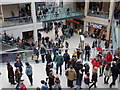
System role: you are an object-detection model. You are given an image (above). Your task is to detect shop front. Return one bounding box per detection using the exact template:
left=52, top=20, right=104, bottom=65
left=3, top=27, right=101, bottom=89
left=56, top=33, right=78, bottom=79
left=66, top=19, right=84, bottom=34
left=88, top=22, right=107, bottom=40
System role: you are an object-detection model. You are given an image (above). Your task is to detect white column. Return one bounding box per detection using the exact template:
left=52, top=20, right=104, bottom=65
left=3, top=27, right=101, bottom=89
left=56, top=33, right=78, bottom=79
left=31, top=2, right=38, bottom=42
left=83, top=0, right=89, bottom=33
left=106, top=0, right=115, bottom=40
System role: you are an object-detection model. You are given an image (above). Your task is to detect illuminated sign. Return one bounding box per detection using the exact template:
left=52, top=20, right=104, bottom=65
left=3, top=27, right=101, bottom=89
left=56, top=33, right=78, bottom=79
left=90, top=23, right=102, bottom=29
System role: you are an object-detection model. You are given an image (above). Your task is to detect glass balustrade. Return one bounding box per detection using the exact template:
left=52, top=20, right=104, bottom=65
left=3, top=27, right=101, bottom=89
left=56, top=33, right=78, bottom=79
left=88, top=10, right=109, bottom=19
left=37, top=11, right=84, bottom=22
left=1, top=16, right=33, bottom=28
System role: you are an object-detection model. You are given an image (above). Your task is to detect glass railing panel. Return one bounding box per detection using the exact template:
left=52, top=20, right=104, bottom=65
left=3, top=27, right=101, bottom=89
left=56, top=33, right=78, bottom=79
left=88, top=10, right=109, bottom=19
left=37, top=11, right=84, bottom=22
left=1, top=16, right=33, bottom=28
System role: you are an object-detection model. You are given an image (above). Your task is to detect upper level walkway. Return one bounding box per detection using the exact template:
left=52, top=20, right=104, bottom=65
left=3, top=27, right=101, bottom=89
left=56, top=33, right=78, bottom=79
left=0, top=11, right=84, bottom=28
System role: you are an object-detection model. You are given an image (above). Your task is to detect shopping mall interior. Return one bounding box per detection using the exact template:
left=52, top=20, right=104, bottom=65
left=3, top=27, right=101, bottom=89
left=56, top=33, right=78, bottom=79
left=0, top=0, right=120, bottom=89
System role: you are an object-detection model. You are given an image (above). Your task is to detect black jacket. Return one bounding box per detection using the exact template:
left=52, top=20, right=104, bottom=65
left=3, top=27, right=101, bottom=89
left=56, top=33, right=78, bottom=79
left=111, top=65, right=120, bottom=76
left=92, top=72, right=98, bottom=82
left=46, top=54, right=52, bottom=63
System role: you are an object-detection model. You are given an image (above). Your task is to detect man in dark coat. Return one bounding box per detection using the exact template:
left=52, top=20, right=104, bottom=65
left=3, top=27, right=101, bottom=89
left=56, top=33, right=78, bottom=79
left=46, top=51, right=52, bottom=64
left=85, top=44, right=91, bottom=61
left=63, top=50, right=70, bottom=70
left=110, top=62, right=120, bottom=88
left=7, top=62, right=16, bottom=84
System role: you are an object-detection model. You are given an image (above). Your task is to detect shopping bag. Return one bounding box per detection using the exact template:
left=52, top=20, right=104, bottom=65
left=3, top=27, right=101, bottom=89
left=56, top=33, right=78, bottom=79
left=53, top=62, right=57, bottom=69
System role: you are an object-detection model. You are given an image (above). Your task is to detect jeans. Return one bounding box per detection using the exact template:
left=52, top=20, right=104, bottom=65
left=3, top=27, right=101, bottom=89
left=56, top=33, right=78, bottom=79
left=56, top=64, right=62, bottom=75
left=41, top=55, right=45, bottom=63
left=67, top=79, right=73, bottom=87
left=110, top=76, right=118, bottom=86
left=27, top=74, right=33, bottom=85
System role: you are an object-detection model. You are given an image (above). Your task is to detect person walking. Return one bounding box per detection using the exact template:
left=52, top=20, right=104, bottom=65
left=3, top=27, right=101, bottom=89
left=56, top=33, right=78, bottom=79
left=15, top=68, right=21, bottom=84
left=48, top=72, right=55, bottom=89
left=52, top=77, right=61, bottom=90
left=89, top=68, right=98, bottom=88
left=110, top=62, right=120, bottom=88
left=106, top=51, right=113, bottom=64
left=65, top=65, right=77, bottom=88
left=46, top=51, right=52, bottom=64
left=55, top=52, right=64, bottom=75
left=40, top=45, right=46, bottom=63
left=63, top=50, right=70, bottom=70
left=25, top=62, right=33, bottom=85
left=104, top=64, right=111, bottom=84
left=7, top=62, right=16, bottom=85
left=85, top=44, right=91, bottom=61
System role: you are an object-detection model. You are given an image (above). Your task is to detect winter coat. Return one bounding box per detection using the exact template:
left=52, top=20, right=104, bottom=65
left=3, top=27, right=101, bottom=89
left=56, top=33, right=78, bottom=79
left=15, top=71, right=21, bottom=83
left=40, top=48, right=46, bottom=55
left=55, top=55, right=64, bottom=66
left=111, top=65, right=120, bottom=77
left=75, top=63, right=83, bottom=78
left=48, top=76, right=55, bottom=86
left=46, top=54, right=52, bottom=63
left=96, top=47, right=103, bottom=54
left=26, top=65, right=32, bottom=75
left=66, top=68, right=77, bottom=81
left=106, top=54, right=113, bottom=63
left=14, top=62, right=22, bottom=72
left=91, top=72, right=98, bottom=82
left=63, top=52, right=70, bottom=62
left=7, top=65, right=14, bottom=78
left=91, top=58, right=101, bottom=67
left=20, top=84, right=27, bottom=90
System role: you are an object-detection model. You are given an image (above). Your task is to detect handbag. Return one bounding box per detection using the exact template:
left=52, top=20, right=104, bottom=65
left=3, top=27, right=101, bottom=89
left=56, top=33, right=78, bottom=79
left=65, top=71, right=69, bottom=76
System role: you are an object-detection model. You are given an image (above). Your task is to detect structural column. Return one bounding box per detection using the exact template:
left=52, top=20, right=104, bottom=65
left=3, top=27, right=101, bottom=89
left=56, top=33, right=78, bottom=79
left=31, top=2, right=38, bottom=42
left=106, top=0, right=115, bottom=40
left=83, top=0, right=89, bottom=34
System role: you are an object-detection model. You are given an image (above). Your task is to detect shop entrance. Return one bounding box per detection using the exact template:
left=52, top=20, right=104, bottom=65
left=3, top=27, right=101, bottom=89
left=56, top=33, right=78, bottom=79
left=22, top=31, right=33, bottom=41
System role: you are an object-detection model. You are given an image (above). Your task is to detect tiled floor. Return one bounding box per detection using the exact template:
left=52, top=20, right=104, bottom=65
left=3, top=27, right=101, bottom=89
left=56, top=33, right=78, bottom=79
left=0, top=27, right=119, bottom=89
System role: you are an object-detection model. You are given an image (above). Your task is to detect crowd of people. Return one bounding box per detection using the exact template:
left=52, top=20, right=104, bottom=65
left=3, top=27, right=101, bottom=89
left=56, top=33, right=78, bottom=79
left=5, top=38, right=120, bottom=89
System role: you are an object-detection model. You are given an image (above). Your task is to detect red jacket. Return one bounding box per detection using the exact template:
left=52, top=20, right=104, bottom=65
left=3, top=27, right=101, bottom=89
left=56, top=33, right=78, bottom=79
left=106, top=54, right=113, bottom=62
left=20, top=84, right=27, bottom=90
left=96, top=47, right=103, bottom=54
left=91, top=58, right=101, bottom=67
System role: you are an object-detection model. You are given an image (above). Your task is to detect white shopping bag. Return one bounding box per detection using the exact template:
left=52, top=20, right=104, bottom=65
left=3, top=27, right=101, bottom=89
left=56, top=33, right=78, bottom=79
left=53, top=62, right=57, bottom=69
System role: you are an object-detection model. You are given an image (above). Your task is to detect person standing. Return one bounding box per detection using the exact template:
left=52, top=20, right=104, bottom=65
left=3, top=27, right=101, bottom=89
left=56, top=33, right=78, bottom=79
left=7, top=62, right=16, bottom=85
left=55, top=52, right=64, bottom=75
left=89, top=68, right=98, bottom=88
left=41, top=80, right=48, bottom=90
left=46, top=51, right=52, bottom=64
left=14, top=59, right=23, bottom=74
left=65, top=41, right=69, bottom=48
left=40, top=45, right=46, bottom=63
left=15, top=68, right=21, bottom=84
left=106, top=52, right=113, bottom=64
left=19, top=80, right=27, bottom=90
left=52, top=77, right=61, bottom=90
left=104, top=40, right=109, bottom=49
left=25, top=62, right=33, bottom=85
left=63, top=50, right=70, bottom=70
left=104, top=64, right=111, bottom=84
left=110, top=62, right=120, bottom=88
left=65, top=65, right=77, bottom=88
left=48, top=72, right=55, bottom=89
left=85, top=44, right=91, bottom=61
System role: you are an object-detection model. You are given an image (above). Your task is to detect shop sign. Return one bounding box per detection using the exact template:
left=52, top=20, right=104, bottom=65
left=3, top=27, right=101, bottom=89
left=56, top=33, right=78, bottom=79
left=90, top=23, right=102, bottom=29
